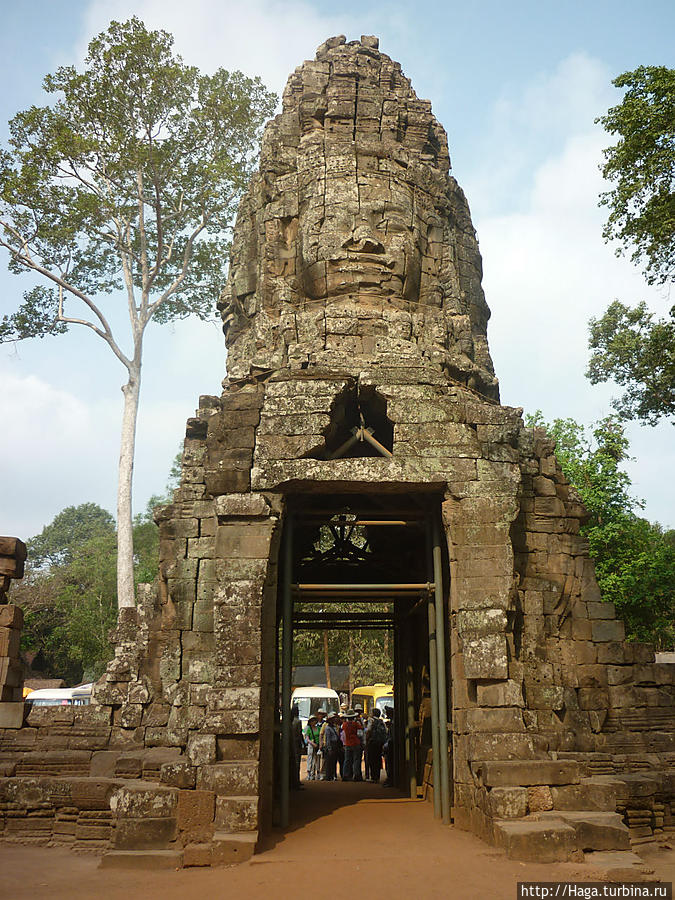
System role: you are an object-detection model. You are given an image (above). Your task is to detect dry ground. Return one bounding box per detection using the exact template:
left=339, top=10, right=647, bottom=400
left=0, top=780, right=673, bottom=900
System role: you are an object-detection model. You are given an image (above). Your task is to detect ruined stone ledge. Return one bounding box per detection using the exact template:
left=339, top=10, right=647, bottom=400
left=474, top=760, right=582, bottom=787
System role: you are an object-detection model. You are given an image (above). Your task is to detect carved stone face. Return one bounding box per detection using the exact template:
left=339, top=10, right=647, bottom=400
left=298, top=170, right=428, bottom=303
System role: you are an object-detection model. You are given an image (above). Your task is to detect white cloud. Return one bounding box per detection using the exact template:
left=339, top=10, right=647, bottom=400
left=473, top=55, right=675, bottom=526
left=80, top=0, right=362, bottom=95
left=0, top=370, right=119, bottom=537
left=467, top=53, right=615, bottom=218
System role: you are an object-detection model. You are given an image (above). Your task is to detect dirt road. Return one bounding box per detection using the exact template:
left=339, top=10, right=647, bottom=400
left=0, top=781, right=672, bottom=900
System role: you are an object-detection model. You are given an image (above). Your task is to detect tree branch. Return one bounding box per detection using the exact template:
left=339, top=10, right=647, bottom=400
left=147, top=216, right=208, bottom=318
left=0, top=219, right=129, bottom=366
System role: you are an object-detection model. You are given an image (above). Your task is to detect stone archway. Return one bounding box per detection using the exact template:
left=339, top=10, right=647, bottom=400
left=271, top=492, right=452, bottom=828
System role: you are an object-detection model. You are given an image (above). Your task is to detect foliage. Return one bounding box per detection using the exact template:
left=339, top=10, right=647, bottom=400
left=590, top=66, right=675, bottom=425
left=28, top=502, right=115, bottom=569
left=0, top=16, right=276, bottom=609
left=16, top=477, right=175, bottom=681
left=527, top=412, right=675, bottom=647
left=587, top=300, right=675, bottom=425
left=0, top=16, right=277, bottom=337
left=597, top=65, right=675, bottom=286
left=293, top=612, right=394, bottom=691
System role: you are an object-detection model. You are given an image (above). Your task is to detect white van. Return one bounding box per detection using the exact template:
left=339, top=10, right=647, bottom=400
left=24, top=688, right=75, bottom=707
left=25, top=683, right=94, bottom=707
left=291, top=685, right=340, bottom=730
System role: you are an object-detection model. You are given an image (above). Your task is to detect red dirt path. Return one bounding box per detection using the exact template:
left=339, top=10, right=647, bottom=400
left=1, top=781, right=672, bottom=900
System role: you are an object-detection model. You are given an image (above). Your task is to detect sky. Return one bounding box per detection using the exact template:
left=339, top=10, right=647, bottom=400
left=0, top=0, right=673, bottom=540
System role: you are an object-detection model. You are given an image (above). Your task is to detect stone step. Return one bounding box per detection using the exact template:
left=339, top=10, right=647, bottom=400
left=493, top=818, right=578, bottom=863
left=583, top=850, right=659, bottom=883
left=540, top=811, right=631, bottom=851
left=211, top=830, right=257, bottom=865
left=475, top=759, right=582, bottom=787
left=551, top=777, right=618, bottom=812
left=99, top=850, right=184, bottom=870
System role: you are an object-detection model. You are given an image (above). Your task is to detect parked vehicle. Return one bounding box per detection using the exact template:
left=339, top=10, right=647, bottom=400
left=71, top=683, right=93, bottom=705
left=351, top=683, right=394, bottom=718
left=24, top=683, right=93, bottom=707
left=24, top=688, right=75, bottom=706
left=291, top=685, right=340, bottom=730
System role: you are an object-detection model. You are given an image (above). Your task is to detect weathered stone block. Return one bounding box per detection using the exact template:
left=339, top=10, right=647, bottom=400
left=183, top=843, right=213, bottom=867
left=0, top=605, right=23, bottom=629
left=576, top=665, right=607, bottom=688
left=206, top=687, right=260, bottom=710
left=215, top=524, right=274, bottom=559
left=462, top=634, right=508, bottom=679
left=527, top=785, right=553, bottom=812
left=525, top=683, right=564, bottom=710
left=586, top=601, right=615, bottom=620
left=551, top=780, right=617, bottom=811
left=577, top=688, right=610, bottom=710
left=161, top=761, right=197, bottom=789
left=474, top=760, right=581, bottom=787
left=214, top=796, right=258, bottom=832
left=489, top=786, right=528, bottom=818
left=461, top=707, right=525, bottom=733
left=0, top=626, right=21, bottom=657
left=607, top=665, right=632, bottom=686
left=591, top=619, right=625, bottom=642
left=114, top=817, right=177, bottom=850
left=201, top=761, right=259, bottom=795
left=494, top=819, right=577, bottom=863
left=0, top=701, right=24, bottom=728
left=456, top=608, right=507, bottom=636
left=214, top=493, right=274, bottom=519
left=177, top=789, right=215, bottom=841
left=466, top=733, right=535, bottom=762
left=201, top=709, right=259, bottom=733
left=476, top=680, right=524, bottom=708
left=110, top=784, right=177, bottom=818
left=187, top=733, right=216, bottom=766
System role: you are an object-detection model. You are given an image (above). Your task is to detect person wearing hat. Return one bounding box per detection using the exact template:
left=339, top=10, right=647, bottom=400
left=322, top=713, right=342, bottom=781
left=304, top=714, right=321, bottom=781
left=315, top=709, right=328, bottom=780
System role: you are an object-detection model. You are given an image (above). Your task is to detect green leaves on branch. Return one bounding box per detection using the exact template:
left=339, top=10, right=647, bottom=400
left=527, top=412, right=675, bottom=648
left=597, top=66, right=675, bottom=286
left=591, top=66, right=675, bottom=425
left=0, top=286, right=68, bottom=342
left=17, top=498, right=165, bottom=682
left=587, top=300, right=675, bottom=424
left=0, top=15, right=277, bottom=336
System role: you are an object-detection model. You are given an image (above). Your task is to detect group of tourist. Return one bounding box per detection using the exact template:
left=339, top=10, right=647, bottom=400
left=291, top=705, right=393, bottom=787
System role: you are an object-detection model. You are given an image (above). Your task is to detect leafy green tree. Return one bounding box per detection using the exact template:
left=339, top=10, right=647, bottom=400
left=28, top=502, right=115, bottom=569
left=528, top=412, right=675, bottom=647
left=590, top=66, right=675, bottom=424
left=588, top=301, right=675, bottom=424
left=597, top=66, right=675, bottom=286
left=0, top=17, right=276, bottom=609
left=17, top=490, right=174, bottom=680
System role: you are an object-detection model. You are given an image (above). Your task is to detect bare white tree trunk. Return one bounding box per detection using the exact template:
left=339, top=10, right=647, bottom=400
left=116, top=361, right=142, bottom=609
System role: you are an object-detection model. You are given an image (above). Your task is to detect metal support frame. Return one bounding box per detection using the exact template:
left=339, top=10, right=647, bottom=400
left=432, top=516, right=451, bottom=825
left=280, top=515, right=293, bottom=829
left=406, top=655, right=417, bottom=800
left=427, top=589, right=441, bottom=819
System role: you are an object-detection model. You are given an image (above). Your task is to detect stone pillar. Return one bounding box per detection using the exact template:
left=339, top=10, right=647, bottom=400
left=0, top=537, right=27, bottom=728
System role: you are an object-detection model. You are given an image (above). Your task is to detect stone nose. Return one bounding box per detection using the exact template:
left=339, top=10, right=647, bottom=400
left=342, top=223, right=385, bottom=254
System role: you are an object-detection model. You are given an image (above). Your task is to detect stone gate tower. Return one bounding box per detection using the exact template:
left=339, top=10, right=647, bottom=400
left=1, top=36, right=673, bottom=871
